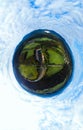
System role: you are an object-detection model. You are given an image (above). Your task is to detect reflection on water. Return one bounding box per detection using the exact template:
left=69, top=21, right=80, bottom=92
left=0, top=0, right=83, bottom=130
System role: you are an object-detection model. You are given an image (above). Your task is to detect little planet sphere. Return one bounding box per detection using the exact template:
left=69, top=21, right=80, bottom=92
left=12, top=29, right=73, bottom=96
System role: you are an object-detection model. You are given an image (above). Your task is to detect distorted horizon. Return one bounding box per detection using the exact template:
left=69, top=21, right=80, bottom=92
left=0, top=0, right=83, bottom=130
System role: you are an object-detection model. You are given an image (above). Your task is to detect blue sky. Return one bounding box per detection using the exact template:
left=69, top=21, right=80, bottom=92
left=0, top=0, right=83, bottom=130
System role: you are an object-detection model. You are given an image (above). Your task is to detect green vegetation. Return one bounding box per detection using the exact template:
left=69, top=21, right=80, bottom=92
left=19, top=64, right=38, bottom=80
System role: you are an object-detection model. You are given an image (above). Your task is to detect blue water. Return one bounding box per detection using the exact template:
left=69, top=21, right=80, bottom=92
left=0, top=0, right=83, bottom=130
